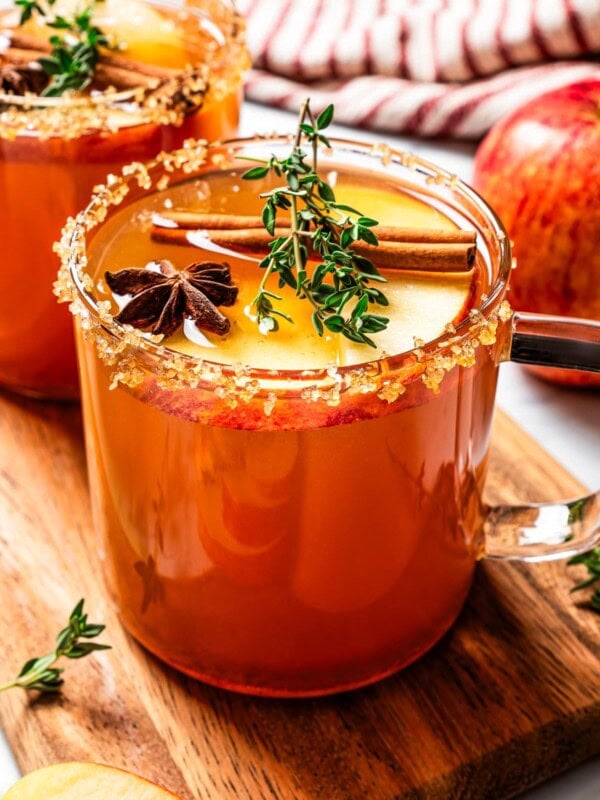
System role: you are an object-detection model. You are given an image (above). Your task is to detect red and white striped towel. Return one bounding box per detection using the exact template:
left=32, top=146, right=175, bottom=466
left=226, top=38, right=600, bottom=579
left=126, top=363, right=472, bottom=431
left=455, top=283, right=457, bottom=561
left=236, top=0, right=600, bottom=138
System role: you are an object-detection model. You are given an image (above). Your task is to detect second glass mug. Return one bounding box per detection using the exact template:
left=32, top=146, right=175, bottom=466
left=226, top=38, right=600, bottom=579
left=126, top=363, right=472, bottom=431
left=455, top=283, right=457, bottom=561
left=57, top=136, right=600, bottom=697
left=0, top=0, right=247, bottom=400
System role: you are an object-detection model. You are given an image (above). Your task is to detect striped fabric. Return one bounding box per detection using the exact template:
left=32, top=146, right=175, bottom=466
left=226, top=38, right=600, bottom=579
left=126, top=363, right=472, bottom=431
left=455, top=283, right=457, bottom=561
left=237, top=0, right=600, bottom=138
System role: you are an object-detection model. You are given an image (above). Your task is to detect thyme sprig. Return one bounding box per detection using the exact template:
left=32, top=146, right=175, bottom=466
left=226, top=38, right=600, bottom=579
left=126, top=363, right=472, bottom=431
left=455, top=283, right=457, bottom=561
left=568, top=548, right=600, bottom=613
left=242, top=99, right=390, bottom=347
left=0, top=600, right=110, bottom=694
left=15, top=0, right=110, bottom=96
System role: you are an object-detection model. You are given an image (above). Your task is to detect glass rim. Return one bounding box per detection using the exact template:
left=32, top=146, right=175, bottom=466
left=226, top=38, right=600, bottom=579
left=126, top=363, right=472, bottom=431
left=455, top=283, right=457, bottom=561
left=59, top=133, right=513, bottom=385
left=0, top=0, right=243, bottom=113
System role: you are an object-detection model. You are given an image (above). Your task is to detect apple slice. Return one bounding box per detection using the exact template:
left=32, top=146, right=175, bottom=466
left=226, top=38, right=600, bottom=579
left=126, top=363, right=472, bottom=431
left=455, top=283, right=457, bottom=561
left=166, top=260, right=475, bottom=370
left=24, top=0, right=188, bottom=70
left=339, top=267, right=475, bottom=365
left=3, top=762, right=181, bottom=800
left=94, top=0, right=189, bottom=69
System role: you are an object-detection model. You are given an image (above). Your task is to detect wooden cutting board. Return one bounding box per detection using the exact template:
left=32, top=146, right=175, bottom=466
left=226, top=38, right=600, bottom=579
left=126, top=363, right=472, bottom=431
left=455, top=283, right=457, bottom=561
left=0, top=392, right=598, bottom=800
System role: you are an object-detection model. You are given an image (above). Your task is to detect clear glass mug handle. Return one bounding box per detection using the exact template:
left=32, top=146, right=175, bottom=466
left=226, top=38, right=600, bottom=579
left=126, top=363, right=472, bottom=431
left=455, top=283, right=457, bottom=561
left=484, top=311, right=600, bottom=561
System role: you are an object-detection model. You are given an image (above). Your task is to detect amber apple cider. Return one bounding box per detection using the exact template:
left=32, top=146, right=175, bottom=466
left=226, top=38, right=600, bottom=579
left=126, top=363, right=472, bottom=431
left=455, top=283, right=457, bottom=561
left=0, top=0, right=245, bottom=398
left=80, top=161, right=501, bottom=695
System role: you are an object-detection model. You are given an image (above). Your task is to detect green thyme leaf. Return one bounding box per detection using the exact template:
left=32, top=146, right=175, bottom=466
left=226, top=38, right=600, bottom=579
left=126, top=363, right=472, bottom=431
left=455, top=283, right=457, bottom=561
left=243, top=165, right=270, bottom=180
left=17, top=0, right=111, bottom=97
left=568, top=547, right=600, bottom=614
left=316, top=103, right=334, bottom=129
left=0, top=600, right=110, bottom=695
left=241, top=99, right=390, bottom=347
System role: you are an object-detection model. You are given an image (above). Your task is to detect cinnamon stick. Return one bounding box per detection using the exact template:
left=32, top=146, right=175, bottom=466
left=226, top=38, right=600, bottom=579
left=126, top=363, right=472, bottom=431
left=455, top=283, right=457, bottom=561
left=156, top=212, right=267, bottom=230
left=98, top=52, right=180, bottom=80
left=151, top=224, right=477, bottom=273
left=155, top=210, right=477, bottom=247
left=94, top=64, right=160, bottom=91
left=1, top=46, right=47, bottom=67
left=2, top=31, right=53, bottom=55
left=2, top=30, right=179, bottom=92
left=5, top=30, right=180, bottom=76
left=346, top=240, right=476, bottom=271
left=1, top=48, right=161, bottom=91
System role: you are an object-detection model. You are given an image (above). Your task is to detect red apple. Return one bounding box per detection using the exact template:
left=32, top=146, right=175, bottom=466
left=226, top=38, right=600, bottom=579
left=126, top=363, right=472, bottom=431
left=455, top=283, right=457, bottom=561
left=472, top=80, right=600, bottom=387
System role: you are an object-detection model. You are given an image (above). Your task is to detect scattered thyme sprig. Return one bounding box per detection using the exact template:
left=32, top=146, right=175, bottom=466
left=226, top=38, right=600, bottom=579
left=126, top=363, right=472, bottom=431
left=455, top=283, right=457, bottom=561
left=0, top=599, right=110, bottom=694
left=568, top=548, right=600, bottom=613
left=15, top=0, right=110, bottom=96
left=242, top=99, right=390, bottom=347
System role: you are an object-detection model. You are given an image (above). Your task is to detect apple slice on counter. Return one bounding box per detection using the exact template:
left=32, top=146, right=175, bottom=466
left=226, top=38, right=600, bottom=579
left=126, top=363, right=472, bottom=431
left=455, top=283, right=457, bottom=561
left=2, top=762, right=181, bottom=800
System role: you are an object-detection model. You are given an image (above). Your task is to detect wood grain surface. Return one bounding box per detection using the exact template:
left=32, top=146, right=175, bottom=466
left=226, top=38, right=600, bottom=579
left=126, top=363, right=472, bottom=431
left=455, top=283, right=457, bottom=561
left=0, top=392, right=598, bottom=800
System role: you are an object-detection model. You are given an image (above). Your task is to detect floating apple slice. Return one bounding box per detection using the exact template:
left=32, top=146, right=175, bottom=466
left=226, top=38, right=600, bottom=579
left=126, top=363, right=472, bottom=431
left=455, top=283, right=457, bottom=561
left=94, top=0, right=189, bottom=69
left=339, top=267, right=475, bottom=366
left=24, top=0, right=188, bottom=70
left=165, top=261, right=475, bottom=371
left=3, top=762, right=181, bottom=800
left=328, top=180, right=476, bottom=363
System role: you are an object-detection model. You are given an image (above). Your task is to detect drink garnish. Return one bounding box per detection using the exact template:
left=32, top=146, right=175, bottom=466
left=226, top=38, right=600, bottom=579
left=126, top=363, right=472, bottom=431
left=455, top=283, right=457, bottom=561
left=568, top=547, right=600, bottom=613
left=13, top=0, right=111, bottom=96
left=104, top=100, right=477, bottom=349
left=0, top=62, right=47, bottom=94
left=0, top=599, right=110, bottom=695
left=240, top=99, right=391, bottom=348
left=151, top=213, right=477, bottom=272
left=105, top=259, right=238, bottom=338
left=1, top=1, right=209, bottom=102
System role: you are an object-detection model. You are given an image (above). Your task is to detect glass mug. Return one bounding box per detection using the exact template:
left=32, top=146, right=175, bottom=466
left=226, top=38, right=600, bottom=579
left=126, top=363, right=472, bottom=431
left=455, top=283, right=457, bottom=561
left=0, top=0, right=247, bottom=400
left=56, top=136, right=600, bottom=697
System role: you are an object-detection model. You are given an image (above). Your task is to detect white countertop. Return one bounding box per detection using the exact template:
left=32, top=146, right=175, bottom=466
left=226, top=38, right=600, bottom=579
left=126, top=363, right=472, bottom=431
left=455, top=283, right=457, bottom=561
left=0, top=101, right=598, bottom=797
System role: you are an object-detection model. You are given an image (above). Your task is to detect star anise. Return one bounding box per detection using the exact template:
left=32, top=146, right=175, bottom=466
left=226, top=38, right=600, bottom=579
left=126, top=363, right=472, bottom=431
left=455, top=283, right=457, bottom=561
left=104, top=259, right=238, bottom=338
left=0, top=64, right=48, bottom=95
